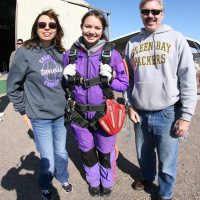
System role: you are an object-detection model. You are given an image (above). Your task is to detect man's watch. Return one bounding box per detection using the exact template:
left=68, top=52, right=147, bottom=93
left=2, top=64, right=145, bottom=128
left=125, top=104, right=133, bottom=110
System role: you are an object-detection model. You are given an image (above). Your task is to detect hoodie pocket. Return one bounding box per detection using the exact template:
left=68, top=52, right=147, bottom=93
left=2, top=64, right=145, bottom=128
left=132, top=81, right=174, bottom=110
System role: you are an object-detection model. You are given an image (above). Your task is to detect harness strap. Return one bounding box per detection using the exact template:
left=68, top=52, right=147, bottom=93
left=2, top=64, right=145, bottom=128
left=70, top=109, right=89, bottom=128
left=67, top=75, right=114, bottom=99
left=68, top=44, right=77, bottom=64
left=99, top=76, right=113, bottom=99
left=70, top=108, right=105, bottom=130
left=68, top=76, right=101, bottom=88
left=101, top=43, right=114, bottom=65
left=79, top=77, right=100, bottom=88
left=74, top=102, right=106, bottom=112
left=68, top=98, right=106, bottom=112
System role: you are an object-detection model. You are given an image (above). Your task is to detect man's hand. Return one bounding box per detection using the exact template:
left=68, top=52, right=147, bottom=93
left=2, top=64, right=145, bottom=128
left=173, top=119, right=190, bottom=137
left=128, top=107, right=140, bottom=123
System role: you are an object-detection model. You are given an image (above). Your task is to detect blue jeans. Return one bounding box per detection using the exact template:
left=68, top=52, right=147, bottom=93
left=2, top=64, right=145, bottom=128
left=31, top=116, right=69, bottom=190
left=134, top=105, right=180, bottom=199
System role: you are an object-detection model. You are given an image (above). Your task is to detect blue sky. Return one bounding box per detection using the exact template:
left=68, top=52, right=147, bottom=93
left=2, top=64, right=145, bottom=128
left=86, top=0, right=200, bottom=42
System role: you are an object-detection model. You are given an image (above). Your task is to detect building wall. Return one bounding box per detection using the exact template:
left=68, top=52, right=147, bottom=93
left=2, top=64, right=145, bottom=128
left=16, top=0, right=89, bottom=49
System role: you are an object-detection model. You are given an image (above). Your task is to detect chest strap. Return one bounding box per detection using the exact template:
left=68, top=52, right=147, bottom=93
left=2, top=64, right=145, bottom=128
left=68, top=98, right=106, bottom=112
left=68, top=76, right=101, bottom=89
left=74, top=102, right=106, bottom=112
left=68, top=75, right=114, bottom=99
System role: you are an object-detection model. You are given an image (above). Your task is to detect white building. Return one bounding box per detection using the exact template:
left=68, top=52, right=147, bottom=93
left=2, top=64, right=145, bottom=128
left=16, top=0, right=92, bottom=49
left=0, top=0, right=94, bottom=72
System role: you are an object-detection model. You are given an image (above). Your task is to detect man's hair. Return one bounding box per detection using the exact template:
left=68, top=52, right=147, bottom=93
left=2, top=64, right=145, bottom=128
left=139, top=0, right=164, bottom=10
left=17, top=39, right=23, bottom=43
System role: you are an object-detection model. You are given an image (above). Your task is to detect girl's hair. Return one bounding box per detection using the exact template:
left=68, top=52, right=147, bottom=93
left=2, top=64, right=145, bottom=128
left=139, top=0, right=164, bottom=10
left=24, top=9, right=65, bottom=52
left=81, top=9, right=108, bottom=41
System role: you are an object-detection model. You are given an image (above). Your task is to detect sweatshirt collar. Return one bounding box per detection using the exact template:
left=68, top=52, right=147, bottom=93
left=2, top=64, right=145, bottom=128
left=75, top=36, right=106, bottom=56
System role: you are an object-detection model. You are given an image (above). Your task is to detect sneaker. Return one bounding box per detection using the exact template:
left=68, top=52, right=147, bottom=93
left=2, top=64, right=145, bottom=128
left=89, top=186, right=100, bottom=197
left=41, top=189, right=53, bottom=200
left=100, top=186, right=112, bottom=197
left=0, top=112, right=5, bottom=117
left=133, top=179, right=153, bottom=191
left=61, top=182, right=73, bottom=192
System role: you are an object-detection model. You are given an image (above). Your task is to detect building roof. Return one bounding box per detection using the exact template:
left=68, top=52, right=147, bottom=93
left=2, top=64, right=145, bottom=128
left=111, top=30, right=200, bottom=53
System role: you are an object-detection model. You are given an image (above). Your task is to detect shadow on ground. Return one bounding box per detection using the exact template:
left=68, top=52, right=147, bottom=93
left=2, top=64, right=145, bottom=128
left=66, top=125, right=86, bottom=181
left=117, top=151, right=158, bottom=199
left=0, top=95, right=10, bottom=112
left=1, top=151, right=60, bottom=200
left=117, top=151, right=140, bottom=180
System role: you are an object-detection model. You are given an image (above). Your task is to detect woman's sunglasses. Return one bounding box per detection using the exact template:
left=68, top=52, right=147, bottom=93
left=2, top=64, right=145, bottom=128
left=37, top=22, right=57, bottom=29
left=141, top=9, right=162, bottom=16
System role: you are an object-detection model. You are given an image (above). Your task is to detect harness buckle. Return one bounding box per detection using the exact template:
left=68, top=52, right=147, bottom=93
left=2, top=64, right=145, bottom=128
left=101, top=50, right=112, bottom=58
left=82, top=79, right=90, bottom=88
left=69, top=48, right=77, bottom=57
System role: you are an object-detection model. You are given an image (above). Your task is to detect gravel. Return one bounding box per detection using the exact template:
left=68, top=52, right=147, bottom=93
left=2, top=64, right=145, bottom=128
left=0, top=95, right=199, bottom=200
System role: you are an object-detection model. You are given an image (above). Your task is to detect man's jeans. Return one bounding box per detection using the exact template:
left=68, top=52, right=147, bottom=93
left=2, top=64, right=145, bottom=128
left=134, top=105, right=180, bottom=199
left=31, top=116, right=69, bottom=190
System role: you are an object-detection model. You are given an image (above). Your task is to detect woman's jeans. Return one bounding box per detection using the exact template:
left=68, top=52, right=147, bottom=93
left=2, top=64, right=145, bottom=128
left=31, top=116, right=69, bottom=190
left=134, top=105, right=180, bottom=199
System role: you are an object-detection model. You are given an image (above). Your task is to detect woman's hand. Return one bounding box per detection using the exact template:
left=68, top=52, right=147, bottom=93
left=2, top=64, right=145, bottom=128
left=21, top=114, right=32, bottom=130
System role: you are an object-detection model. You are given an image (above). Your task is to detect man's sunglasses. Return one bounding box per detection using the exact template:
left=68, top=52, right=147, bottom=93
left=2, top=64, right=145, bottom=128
left=141, top=9, right=162, bottom=15
left=37, top=22, right=57, bottom=29
left=17, top=42, right=22, bottom=45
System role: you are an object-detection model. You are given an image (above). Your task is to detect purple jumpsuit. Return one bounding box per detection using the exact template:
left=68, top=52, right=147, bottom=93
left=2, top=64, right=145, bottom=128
left=63, top=44, right=128, bottom=188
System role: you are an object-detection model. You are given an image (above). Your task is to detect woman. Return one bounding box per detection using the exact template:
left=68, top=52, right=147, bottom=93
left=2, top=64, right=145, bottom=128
left=7, top=9, right=72, bottom=200
left=63, top=10, right=128, bottom=197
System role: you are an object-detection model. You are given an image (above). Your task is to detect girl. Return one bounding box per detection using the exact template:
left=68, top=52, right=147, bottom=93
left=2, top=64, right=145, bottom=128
left=63, top=9, right=128, bottom=197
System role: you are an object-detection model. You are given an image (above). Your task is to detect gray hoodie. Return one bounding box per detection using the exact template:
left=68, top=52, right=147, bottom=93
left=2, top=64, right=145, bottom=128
left=74, top=36, right=106, bottom=55
left=7, top=45, right=66, bottom=119
left=125, top=24, right=197, bottom=121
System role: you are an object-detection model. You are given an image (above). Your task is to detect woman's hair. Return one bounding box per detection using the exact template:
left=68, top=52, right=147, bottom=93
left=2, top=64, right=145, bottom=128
left=81, top=9, right=108, bottom=41
left=24, top=9, right=65, bottom=52
left=139, top=0, right=164, bottom=10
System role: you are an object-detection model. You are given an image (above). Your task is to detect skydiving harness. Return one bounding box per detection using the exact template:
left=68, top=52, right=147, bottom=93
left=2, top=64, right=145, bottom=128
left=65, top=42, right=126, bottom=133
left=67, top=42, right=114, bottom=98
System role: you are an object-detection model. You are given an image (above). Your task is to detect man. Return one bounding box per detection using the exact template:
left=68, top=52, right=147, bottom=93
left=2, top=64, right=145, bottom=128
left=125, top=0, right=197, bottom=199
left=9, top=39, right=23, bottom=68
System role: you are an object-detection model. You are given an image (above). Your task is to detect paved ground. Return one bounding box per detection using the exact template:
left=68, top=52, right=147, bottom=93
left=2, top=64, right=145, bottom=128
left=0, top=87, right=200, bottom=200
